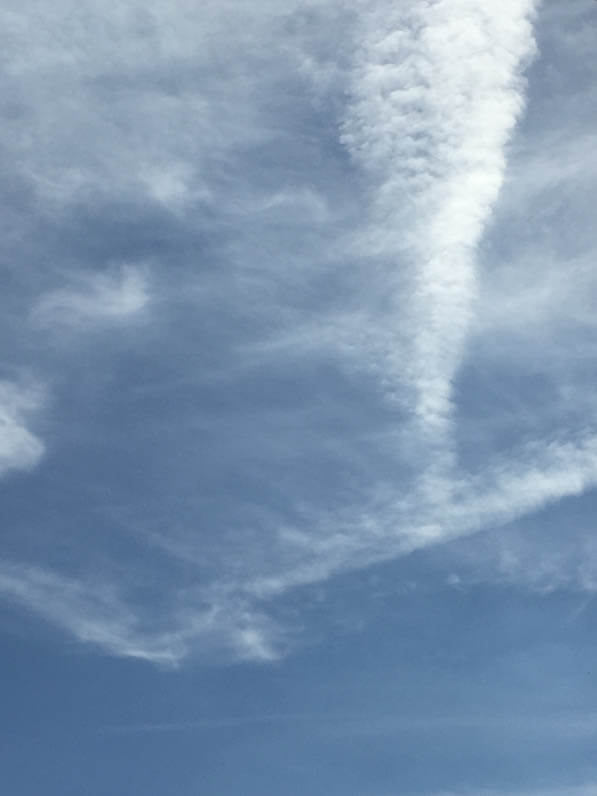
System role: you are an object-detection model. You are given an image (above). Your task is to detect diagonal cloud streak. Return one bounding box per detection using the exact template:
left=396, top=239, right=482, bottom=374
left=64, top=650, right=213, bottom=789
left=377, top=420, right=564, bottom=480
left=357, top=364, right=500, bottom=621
left=31, top=264, right=150, bottom=331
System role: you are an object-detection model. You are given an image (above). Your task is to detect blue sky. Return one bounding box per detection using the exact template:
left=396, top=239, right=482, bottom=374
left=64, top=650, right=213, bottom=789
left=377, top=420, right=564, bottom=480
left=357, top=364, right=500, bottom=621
left=1, top=0, right=597, bottom=793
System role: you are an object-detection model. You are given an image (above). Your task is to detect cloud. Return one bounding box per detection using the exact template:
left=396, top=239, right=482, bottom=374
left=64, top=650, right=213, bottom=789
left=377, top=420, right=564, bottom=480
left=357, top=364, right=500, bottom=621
left=0, top=560, right=283, bottom=665
left=2, top=0, right=597, bottom=668
left=0, top=562, right=184, bottom=665
left=0, top=381, right=45, bottom=478
left=238, top=431, right=597, bottom=602
left=342, top=0, right=538, bottom=435
left=31, top=264, right=150, bottom=329
left=0, top=0, right=320, bottom=213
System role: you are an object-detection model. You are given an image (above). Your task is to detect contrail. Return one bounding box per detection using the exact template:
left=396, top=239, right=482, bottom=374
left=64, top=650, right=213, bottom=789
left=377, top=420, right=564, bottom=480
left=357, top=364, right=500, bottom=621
left=343, top=0, right=539, bottom=440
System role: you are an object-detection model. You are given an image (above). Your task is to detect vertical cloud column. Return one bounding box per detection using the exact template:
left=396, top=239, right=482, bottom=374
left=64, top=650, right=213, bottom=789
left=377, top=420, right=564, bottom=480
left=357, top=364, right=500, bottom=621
left=343, top=0, right=538, bottom=440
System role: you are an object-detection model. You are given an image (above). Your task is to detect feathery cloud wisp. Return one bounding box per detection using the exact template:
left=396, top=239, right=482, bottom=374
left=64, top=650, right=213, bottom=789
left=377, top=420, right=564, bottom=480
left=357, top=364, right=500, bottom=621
left=31, top=265, right=150, bottom=330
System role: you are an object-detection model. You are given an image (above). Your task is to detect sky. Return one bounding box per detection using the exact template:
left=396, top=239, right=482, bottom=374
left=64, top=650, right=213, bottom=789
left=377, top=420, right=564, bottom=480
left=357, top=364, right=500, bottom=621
left=1, top=0, right=597, bottom=793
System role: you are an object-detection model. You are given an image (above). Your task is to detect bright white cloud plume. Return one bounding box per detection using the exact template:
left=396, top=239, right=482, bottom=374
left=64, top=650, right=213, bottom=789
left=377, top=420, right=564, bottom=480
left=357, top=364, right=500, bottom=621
left=0, top=561, right=283, bottom=664
left=342, top=0, right=538, bottom=436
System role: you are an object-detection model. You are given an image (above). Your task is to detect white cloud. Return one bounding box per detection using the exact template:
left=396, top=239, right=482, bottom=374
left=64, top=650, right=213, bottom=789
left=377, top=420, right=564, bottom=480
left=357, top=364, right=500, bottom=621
left=0, top=381, right=45, bottom=478
left=0, top=0, right=318, bottom=211
left=31, top=264, right=150, bottom=329
left=3, top=0, right=597, bottom=668
left=342, top=0, right=538, bottom=436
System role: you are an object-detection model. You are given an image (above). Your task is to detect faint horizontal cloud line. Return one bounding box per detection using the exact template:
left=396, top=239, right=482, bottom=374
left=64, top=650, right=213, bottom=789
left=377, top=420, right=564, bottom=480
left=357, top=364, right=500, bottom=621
left=101, top=710, right=597, bottom=736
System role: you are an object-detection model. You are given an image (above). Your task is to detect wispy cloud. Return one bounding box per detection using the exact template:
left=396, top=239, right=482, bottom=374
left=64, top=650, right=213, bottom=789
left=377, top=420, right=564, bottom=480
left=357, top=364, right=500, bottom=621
left=31, top=265, right=150, bottom=330
left=429, top=786, right=597, bottom=796
left=0, top=560, right=283, bottom=664
left=0, top=381, right=45, bottom=478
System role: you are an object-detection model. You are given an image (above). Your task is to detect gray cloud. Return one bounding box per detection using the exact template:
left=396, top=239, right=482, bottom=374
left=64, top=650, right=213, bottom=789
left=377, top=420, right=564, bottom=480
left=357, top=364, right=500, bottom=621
left=31, top=264, right=150, bottom=329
